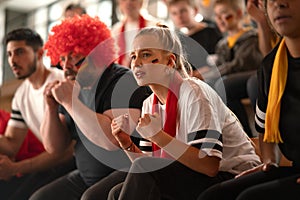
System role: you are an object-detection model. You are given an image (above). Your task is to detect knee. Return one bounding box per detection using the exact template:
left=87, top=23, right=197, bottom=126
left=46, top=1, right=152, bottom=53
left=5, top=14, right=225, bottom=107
left=81, top=183, right=109, bottom=200
left=129, top=156, right=150, bottom=173
left=236, top=188, right=257, bottom=200
left=197, top=184, right=221, bottom=200
left=81, top=189, right=97, bottom=200
left=107, top=183, right=123, bottom=200
left=29, top=187, right=54, bottom=200
left=130, top=157, right=173, bottom=173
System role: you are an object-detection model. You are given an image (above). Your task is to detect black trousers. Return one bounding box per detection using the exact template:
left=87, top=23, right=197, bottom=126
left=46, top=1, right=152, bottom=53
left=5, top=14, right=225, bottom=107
left=198, top=166, right=300, bottom=200
left=111, top=157, right=234, bottom=200
left=29, top=169, right=128, bottom=200
left=0, top=157, right=76, bottom=200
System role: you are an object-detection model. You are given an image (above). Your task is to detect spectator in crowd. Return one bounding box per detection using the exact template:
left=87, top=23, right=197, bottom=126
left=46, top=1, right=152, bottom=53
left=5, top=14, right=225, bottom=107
left=63, top=3, right=86, bottom=18
left=200, top=0, right=263, bottom=137
left=166, top=0, right=221, bottom=55
left=0, top=109, right=45, bottom=170
left=108, top=24, right=261, bottom=200
left=111, top=0, right=158, bottom=67
left=0, top=28, right=75, bottom=200
left=166, top=0, right=222, bottom=80
left=29, top=14, right=150, bottom=200
left=196, top=0, right=216, bottom=24
left=198, top=0, right=300, bottom=199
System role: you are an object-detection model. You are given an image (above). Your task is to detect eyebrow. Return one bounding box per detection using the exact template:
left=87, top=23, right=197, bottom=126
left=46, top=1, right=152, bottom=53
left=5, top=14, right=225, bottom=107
left=7, top=47, right=25, bottom=55
left=131, top=48, right=153, bottom=54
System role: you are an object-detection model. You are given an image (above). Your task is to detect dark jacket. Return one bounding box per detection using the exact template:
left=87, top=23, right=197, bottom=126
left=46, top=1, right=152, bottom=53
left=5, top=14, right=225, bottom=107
left=215, top=29, right=263, bottom=76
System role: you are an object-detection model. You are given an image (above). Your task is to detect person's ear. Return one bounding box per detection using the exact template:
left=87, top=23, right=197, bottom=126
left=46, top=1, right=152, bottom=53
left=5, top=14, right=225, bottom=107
left=37, top=48, right=44, bottom=60
left=193, top=6, right=199, bottom=16
left=167, top=53, right=176, bottom=68
left=236, top=8, right=243, bottom=19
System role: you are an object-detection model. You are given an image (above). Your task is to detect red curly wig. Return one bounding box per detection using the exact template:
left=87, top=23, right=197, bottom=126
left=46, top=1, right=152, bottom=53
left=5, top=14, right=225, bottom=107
left=44, top=14, right=116, bottom=67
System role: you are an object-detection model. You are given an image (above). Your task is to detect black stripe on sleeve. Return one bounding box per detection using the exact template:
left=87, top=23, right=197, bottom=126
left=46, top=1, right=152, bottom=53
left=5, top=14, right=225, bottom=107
left=188, top=130, right=222, bottom=152
left=11, top=110, right=25, bottom=123
left=188, top=129, right=222, bottom=143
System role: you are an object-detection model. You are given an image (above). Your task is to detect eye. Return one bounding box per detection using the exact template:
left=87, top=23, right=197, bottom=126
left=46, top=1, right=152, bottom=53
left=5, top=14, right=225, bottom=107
left=179, top=8, right=187, bottom=15
left=15, top=48, right=24, bottom=56
left=60, top=56, right=66, bottom=62
left=142, top=52, right=151, bottom=58
left=130, top=54, right=136, bottom=60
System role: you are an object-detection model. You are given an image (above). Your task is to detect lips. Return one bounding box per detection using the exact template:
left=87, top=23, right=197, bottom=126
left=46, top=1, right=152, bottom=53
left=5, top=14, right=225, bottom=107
left=274, top=14, right=291, bottom=22
left=11, top=67, right=20, bottom=74
left=134, top=70, right=145, bottom=79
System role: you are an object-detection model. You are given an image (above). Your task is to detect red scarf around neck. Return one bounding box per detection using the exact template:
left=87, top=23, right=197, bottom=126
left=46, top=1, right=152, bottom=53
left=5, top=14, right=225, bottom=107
left=118, top=15, right=146, bottom=66
left=151, top=74, right=181, bottom=158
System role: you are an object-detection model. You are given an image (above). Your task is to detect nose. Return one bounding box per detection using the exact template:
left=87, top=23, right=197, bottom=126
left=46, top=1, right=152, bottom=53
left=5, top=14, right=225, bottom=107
left=130, top=57, right=142, bottom=70
left=61, top=56, right=76, bottom=70
left=8, top=53, right=17, bottom=67
left=274, top=0, right=289, bottom=8
left=215, top=14, right=225, bottom=24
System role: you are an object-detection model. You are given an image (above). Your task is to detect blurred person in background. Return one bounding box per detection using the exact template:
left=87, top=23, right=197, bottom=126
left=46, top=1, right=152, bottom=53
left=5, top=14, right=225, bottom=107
left=111, top=0, right=158, bottom=67
left=200, top=0, right=263, bottom=138
left=166, top=0, right=222, bottom=80
left=64, top=3, right=86, bottom=18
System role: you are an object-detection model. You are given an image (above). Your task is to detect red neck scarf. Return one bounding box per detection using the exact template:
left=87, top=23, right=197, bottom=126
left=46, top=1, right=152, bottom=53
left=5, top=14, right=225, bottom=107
left=151, top=73, right=181, bottom=158
left=118, top=15, right=146, bottom=66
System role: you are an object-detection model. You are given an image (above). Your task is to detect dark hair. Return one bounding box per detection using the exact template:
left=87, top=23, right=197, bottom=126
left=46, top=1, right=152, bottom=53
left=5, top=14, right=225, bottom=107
left=4, top=28, right=43, bottom=52
left=65, top=3, right=86, bottom=14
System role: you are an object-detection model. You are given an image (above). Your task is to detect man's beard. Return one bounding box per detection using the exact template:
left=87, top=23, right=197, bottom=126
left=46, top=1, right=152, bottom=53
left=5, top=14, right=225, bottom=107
left=64, top=69, right=77, bottom=80
left=17, top=55, right=37, bottom=79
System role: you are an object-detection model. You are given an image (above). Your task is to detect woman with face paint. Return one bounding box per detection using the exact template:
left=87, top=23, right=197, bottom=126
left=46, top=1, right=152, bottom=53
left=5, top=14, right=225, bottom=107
left=109, top=24, right=261, bottom=200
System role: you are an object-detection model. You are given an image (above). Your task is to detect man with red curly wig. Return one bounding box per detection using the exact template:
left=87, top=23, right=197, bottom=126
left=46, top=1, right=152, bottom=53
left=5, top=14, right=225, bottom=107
left=30, top=15, right=150, bottom=200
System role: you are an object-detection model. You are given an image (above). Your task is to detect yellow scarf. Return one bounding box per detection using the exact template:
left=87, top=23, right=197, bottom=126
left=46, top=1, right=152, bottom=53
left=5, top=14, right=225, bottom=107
left=264, top=39, right=287, bottom=143
left=227, top=29, right=248, bottom=48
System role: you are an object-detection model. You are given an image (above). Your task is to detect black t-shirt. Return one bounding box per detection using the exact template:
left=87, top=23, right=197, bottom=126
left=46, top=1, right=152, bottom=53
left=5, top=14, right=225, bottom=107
left=60, top=63, right=151, bottom=186
left=189, top=25, right=222, bottom=55
left=178, top=26, right=222, bottom=72
left=256, top=43, right=300, bottom=166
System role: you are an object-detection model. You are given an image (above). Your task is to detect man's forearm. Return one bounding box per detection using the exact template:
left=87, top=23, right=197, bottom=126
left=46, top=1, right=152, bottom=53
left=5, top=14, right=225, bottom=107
left=13, top=143, right=74, bottom=175
left=63, top=98, right=119, bottom=150
left=41, top=106, right=71, bottom=154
